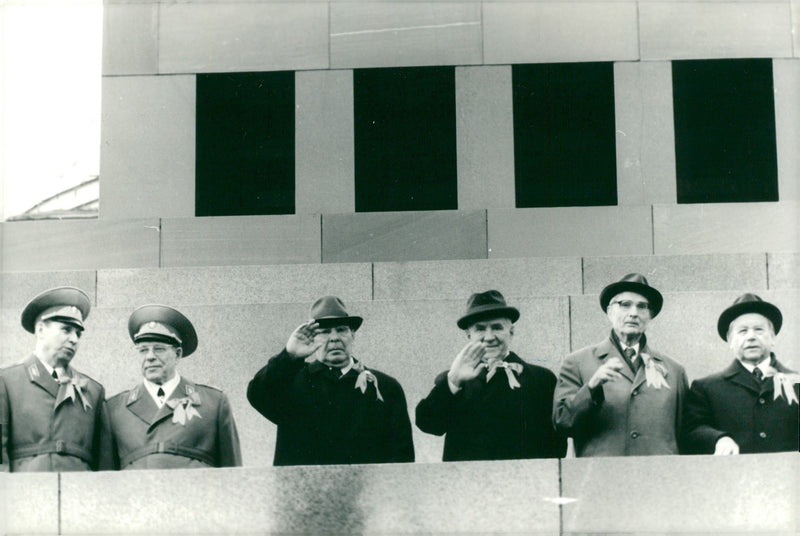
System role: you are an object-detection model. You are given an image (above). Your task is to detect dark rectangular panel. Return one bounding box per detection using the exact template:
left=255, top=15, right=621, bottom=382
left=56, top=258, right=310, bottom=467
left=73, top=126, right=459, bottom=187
left=354, top=67, right=457, bottom=212
left=672, top=59, right=778, bottom=204
left=512, top=62, right=617, bottom=208
left=196, top=72, right=295, bottom=216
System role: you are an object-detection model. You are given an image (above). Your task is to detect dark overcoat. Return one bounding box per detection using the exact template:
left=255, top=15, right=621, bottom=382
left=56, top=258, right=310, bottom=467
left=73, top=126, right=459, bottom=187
left=0, top=355, right=113, bottom=472
left=553, top=336, right=688, bottom=457
left=683, top=356, right=799, bottom=454
left=247, top=350, right=415, bottom=465
left=415, top=352, right=566, bottom=461
left=107, top=376, right=242, bottom=469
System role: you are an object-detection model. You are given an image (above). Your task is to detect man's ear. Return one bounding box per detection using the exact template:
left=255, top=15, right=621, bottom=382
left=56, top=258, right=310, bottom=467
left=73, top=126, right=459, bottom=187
left=176, top=346, right=183, bottom=359
left=509, top=325, right=515, bottom=337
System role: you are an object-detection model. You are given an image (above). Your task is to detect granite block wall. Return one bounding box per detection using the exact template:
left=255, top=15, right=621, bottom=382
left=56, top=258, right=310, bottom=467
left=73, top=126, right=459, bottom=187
left=2, top=454, right=797, bottom=535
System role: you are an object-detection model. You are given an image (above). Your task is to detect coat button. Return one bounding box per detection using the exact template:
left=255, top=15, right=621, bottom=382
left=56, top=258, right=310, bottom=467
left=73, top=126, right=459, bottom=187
left=631, top=432, right=639, bottom=439
left=758, top=398, right=765, bottom=404
left=631, top=390, right=638, bottom=396
left=759, top=432, right=767, bottom=438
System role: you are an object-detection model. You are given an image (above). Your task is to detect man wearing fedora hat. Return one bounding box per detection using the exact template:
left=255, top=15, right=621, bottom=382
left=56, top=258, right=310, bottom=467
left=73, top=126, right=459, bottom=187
left=0, top=287, right=113, bottom=472
left=683, top=294, right=798, bottom=454
left=106, top=305, right=242, bottom=469
left=554, top=274, right=688, bottom=457
left=416, top=290, right=566, bottom=461
left=247, top=296, right=414, bottom=465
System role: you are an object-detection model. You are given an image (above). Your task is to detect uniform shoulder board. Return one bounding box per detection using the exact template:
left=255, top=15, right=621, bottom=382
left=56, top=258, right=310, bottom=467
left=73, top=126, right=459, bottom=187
left=195, top=382, right=223, bottom=393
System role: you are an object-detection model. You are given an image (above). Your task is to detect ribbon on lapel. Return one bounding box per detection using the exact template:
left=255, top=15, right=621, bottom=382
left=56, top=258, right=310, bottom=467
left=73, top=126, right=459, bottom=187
left=166, top=391, right=202, bottom=425
left=641, top=352, right=670, bottom=390
left=486, top=361, right=522, bottom=389
left=764, top=367, right=800, bottom=405
left=352, top=361, right=384, bottom=402
left=55, top=375, right=92, bottom=411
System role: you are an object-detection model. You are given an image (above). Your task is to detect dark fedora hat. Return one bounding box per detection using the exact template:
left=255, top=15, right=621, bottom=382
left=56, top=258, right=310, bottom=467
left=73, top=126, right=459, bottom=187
left=599, top=273, right=663, bottom=318
left=717, top=293, right=782, bottom=340
left=21, top=286, right=91, bottom=334
left=128, top=304, right=198, bottom=357
left=457, top=290, right=520, bottom=330
left=310, top=296, right=363, bottom=331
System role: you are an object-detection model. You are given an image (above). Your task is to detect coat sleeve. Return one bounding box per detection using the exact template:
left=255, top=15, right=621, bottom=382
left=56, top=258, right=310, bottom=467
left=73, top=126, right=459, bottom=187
left=539, top=369, right=568, bottom=458
left=93, top=388, right=115, bottom=471
left=215, top=392, right=243, bottom=467
left=386, top=378, right=415, bottom=463
left=553, top=352, right=602, bottom=436
left=682, top=379, right=727, bottom=454
left=0, top=375, right=9, bottom=471
left=415, top=371, right=456, bottom=436
left=246, top=349, right=305, bottom=424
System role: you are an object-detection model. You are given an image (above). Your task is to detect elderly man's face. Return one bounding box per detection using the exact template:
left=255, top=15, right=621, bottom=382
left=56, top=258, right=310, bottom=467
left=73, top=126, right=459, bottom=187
left=728, top=313, right=775, bottom=365
left=606, top=291, right=651, bottom=343
left=36, top=320, right=82, bottom=368
left=314, top=324, right=354, bottom=368
left=466, top=317, right=514, bottom=362
left=138, top=342, right=181, bottom=385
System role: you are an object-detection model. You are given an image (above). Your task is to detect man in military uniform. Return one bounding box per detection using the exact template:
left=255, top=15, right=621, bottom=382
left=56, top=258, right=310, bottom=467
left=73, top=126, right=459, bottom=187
left=107, top=305, right=242, bottom=469
left=416, top=290, right=566, bottom=461
left=684, top=294, right=798, bottom=454
left=247, top=296, right=414, bottom=465
left=0, top=286, right=113, bottom=472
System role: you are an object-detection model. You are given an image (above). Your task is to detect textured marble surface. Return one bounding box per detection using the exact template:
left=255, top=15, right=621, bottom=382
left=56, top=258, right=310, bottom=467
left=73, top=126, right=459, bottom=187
left=322, top=210, right=487, bottom=263
left=639, top=1, right=793, bottom=60
left=373, top=257, right=581, bottom=300
left=488, top=206, right=653, bottom=258
left=484, top=2, right=638, bottom=64
left=96, top=263, right=371, bottom=308
left=768, top=252, right=800, bottom=290
left=774, top=59, right=800, bottom=201
left=330, top=3, right=482, bottom=69
left=653, top=201, right=799, bottom=255
left=158, top=3, right=328, bottom=73
left=614, top=61, right=677, bottom=205
left=102, top=3, right=158, bottom=75
left=295, top=70, right=355, bottom=215
left=1, top=219, right=161, bottom=271
left=59, top=460, right=560, bottom=535
left=562, top=453, right=799, bottom=534
left=583, top=253, right=768, bottom=294
left=100, top=75, right=196, bottom=220
left=456, top=65, right=516, bottom=210
left=2, top=472, right=59, bottom=535
left=160, top=214, right=321, bottom=267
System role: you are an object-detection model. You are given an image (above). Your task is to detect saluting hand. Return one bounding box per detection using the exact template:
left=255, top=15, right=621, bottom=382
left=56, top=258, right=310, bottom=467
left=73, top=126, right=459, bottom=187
left=286, top=320, right=322, bottom=359
left=587, top=357, right=625, bottom=389
left=447, top=341, right=487, bottom=388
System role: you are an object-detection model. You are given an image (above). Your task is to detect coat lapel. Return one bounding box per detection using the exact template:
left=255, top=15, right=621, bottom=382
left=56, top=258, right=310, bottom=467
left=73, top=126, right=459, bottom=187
left=722, top=360, right=759, bottom=394
left=25, top=355, right=59, bottom=399
left=126, top=384, right=157, bottom=425
left=596, top=339, right=635, bottom=384
left=148, top=377, right=201, bottom=432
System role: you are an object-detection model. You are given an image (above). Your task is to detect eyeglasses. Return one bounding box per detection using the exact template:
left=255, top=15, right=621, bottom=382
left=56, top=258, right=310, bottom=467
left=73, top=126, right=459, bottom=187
left=610, top=300, right=650, bottom=312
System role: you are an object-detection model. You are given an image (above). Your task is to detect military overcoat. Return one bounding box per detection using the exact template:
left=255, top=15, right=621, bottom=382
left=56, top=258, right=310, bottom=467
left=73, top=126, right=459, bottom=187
left=0, top=355, right=113, bottom=472
left=107, top=376, right=242, bottom=469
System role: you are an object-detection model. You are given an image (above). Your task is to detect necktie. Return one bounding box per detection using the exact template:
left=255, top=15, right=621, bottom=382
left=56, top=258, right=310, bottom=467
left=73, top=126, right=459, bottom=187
left=623, top=347, right=638, bottom=371
left=752, top=367, right=764, bottom=382
left=157, top=387, right=165, bottom=405
left=52, top=370, right=59, bottom=380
